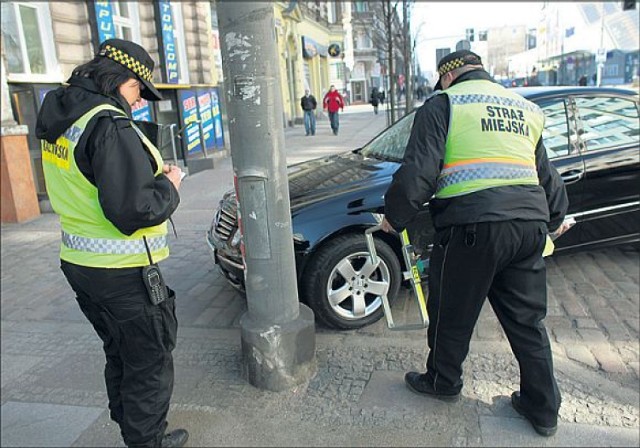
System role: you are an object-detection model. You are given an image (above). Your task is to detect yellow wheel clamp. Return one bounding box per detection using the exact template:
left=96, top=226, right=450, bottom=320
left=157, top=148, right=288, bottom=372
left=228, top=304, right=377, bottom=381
left=365, top=224, right=429, bottom=331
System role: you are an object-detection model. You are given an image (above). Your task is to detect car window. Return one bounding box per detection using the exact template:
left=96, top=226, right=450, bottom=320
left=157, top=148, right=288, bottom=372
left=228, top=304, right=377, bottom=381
left=574, top=96, right=639, bottom=152
left=360, top=111, right=416, bottom=161
left=538, top=99, right=571, bottom=159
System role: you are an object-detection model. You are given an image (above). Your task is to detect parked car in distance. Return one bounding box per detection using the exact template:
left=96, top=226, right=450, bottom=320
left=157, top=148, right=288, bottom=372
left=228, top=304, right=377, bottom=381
left=207, top=86, right=640, bottom=330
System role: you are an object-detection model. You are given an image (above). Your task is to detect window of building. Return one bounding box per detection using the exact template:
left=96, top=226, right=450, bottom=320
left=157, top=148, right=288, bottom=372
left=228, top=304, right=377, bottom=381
left=112, top=1, right=141, bottom=43
left=575, top=96, right=639, bottom=151
left=354, top=2, right=368, bottom=13
left=327, top=1, right=337, bottom=24
left=356, top=32, right=372, bottom=49
left=1, top=2, right=58, bottom=79
left=604, top=64, right=619, bottom=77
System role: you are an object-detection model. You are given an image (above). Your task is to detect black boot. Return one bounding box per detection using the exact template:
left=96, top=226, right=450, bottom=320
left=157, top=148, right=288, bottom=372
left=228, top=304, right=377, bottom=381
left=161, top=429, right=189, bottom=447
left=511, top=392, right=558, bottom=437
left=404, top=372, right=460, bottom=402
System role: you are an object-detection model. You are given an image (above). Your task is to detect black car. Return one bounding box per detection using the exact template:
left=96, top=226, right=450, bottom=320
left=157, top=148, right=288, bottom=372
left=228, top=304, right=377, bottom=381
left=207, top=87, right=640, bottom=330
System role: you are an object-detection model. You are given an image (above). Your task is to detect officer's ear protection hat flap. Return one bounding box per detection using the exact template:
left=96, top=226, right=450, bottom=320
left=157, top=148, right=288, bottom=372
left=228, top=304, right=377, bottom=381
left=98, top=38, right=163, bottom=101
left=435, top=50, right=483, bottom=90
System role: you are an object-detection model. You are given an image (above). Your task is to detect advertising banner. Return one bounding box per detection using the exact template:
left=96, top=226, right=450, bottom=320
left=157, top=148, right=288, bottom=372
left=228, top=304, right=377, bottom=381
left=132, top=99, right=152, bottom=122
left=179, top=90, right=202, bottom=155
left=94, top=1, right=115, bottom=43
left=210, top=88, right=225, bottom=149
left=196, top=91, right=215, bottom=151
left=158, top=0, right=180, bottom=83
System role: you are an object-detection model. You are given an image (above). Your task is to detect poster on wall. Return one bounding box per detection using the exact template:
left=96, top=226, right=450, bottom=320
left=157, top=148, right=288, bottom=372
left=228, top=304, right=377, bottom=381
left=196, top=91, right=215, bottom=151
left=210, top=88, right=225, bottom=149
left=132, top=99, right=152, bottom=122
left=93, top=1, right=116, bottom=43
left=179, top=90, right=202, bottom=156
left=158, top=0, right=180, bottom=84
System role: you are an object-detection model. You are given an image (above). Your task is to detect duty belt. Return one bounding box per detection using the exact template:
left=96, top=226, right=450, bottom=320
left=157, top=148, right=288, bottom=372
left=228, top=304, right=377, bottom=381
left=61, top=231, right=167, bottom=255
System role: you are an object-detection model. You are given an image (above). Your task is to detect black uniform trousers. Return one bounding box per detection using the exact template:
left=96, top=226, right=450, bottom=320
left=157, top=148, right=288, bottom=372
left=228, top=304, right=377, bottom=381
left=61, top=261, right=178, bottom=447
left=425, top=220, right=561, bottom=427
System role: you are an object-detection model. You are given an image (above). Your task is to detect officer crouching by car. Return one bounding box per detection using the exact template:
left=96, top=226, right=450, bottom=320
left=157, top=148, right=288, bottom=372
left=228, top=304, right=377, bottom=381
left=381, top=50, right=570, bottom=437
left=36, top=39, right=188, bottom=447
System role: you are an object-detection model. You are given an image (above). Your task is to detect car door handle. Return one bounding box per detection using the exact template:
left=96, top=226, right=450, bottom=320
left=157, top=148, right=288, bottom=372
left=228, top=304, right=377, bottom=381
left=560, top=170, right=584, bottom=184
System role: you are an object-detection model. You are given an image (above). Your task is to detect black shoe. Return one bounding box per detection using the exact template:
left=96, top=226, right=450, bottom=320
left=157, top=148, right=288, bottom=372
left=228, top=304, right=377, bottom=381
left=404, top=371, right=460, bottom=402
left=511, top=392, right=558, bottom=437
left=161, top=429, right=189, bottom=447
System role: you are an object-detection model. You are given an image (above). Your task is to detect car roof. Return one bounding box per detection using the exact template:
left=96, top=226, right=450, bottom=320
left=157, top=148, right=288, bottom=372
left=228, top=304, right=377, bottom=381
left=514, top=86, right=639, bottom=101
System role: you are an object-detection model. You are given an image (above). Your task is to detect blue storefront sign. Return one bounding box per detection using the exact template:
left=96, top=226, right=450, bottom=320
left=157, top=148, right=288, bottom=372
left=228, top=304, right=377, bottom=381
left=132, top=99, right=152, bottom=122
left=196, top=91, right=215, bottom=151
left=179, top=90, right=202, bottom=155
left=158, top=0, right=179, bottom=83
left=302, top=36, right=328, bottom=59
left=94, top=1, right=115, bottom=43
left=210, top=88, right=225, bottom=149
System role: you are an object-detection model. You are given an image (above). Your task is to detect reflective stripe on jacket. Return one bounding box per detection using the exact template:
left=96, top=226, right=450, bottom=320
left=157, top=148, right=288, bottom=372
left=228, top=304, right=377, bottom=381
left=435, top=80, right=545, bottom=199
left=42, top=104, right=169, bottom=268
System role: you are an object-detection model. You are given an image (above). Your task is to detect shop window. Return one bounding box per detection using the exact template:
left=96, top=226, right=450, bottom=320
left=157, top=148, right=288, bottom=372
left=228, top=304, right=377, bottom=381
left=1, top=2, right=58, bottom=79
left=112, top=1, right=141, bottom=44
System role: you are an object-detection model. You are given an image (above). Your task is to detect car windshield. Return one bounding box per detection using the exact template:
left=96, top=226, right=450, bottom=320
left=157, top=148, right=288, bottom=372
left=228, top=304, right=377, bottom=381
left=359, top=111, right=416, bottom=162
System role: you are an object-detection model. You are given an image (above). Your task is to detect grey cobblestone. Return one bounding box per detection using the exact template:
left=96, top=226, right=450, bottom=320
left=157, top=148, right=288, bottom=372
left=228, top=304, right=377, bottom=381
left=564, top=345, right=599, bottom=369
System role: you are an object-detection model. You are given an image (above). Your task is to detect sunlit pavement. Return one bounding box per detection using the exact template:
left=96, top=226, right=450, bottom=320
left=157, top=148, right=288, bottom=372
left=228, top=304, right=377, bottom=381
left=1, top=106, right=638, bottom=447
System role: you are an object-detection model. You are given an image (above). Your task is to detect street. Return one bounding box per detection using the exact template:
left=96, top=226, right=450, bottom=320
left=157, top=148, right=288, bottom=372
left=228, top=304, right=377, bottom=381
left=1, top=104, right=638, bottom=447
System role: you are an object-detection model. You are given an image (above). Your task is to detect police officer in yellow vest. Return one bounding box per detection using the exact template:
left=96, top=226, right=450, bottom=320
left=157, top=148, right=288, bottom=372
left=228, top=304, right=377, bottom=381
left=382, top=50, right=570, bottom=437
left=36, top=39, right=188, bottom=448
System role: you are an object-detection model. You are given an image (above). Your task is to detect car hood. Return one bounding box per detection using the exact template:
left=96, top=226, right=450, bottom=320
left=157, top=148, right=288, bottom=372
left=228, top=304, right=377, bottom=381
left=286, top=151, right=399, bottom=210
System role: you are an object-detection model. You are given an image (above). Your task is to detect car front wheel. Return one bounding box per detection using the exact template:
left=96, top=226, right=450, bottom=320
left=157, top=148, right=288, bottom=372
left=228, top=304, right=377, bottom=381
left=302, top=233, right=401, bottom=330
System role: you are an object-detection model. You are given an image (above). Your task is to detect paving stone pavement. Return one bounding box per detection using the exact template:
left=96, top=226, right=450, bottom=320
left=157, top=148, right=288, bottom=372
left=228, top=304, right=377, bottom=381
left=1, top=104, right=638, bottom=446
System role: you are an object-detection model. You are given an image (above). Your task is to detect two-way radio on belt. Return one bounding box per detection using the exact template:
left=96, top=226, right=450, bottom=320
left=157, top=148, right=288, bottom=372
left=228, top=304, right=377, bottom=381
left=365, top=224, right=429, bottom=331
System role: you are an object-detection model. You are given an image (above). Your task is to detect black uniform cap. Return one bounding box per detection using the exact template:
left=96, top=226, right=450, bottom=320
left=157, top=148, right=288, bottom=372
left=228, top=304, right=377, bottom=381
left=98, top=39, right=162, bottom=101
left=434, top=50, right=483, bottom=91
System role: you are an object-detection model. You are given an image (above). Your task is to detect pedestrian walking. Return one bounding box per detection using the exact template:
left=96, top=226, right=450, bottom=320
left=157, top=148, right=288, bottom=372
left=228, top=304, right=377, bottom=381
left=370, top=87, right=380, bottom=115
left=323, top=85, right=345, bottom=135
left=381, top=50, right=570, bottom=438
left=36, top=38, right=188, bottom=448
left=300, top=89, right=317, bottom=136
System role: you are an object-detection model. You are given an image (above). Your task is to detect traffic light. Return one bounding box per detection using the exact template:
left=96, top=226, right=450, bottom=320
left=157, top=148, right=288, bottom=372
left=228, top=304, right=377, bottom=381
left=622, top=0, right=636, bottom=10
left=466, top=28, right=475, bottom=42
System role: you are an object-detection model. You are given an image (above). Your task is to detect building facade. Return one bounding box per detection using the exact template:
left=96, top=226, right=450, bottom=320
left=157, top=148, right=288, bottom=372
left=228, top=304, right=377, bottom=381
left=1, top=0, right=225, bottom=216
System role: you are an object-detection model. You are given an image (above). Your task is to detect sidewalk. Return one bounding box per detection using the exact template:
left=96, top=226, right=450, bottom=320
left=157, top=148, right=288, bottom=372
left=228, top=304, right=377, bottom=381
left=1, top=106, right=638, bottom=447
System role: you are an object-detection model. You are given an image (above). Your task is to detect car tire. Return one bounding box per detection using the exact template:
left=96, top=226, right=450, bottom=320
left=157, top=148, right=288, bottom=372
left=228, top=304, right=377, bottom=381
left=302, top=233, right=401, bottom=330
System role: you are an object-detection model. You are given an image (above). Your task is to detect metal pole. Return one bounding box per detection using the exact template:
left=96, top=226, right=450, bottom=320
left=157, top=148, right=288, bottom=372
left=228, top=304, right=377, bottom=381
left=217, top=1, right=316, bottom=392
left=197, top=120, right=209, bottom=159
left=168, top=124, right=178, bottom=166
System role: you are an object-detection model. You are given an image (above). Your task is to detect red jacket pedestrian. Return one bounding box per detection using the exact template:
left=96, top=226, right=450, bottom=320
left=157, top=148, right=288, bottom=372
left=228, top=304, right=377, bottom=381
left=323, top=85, right=345, bottom=135
left=323, top=86, right=345, bottom=113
